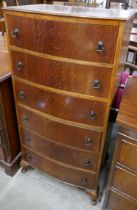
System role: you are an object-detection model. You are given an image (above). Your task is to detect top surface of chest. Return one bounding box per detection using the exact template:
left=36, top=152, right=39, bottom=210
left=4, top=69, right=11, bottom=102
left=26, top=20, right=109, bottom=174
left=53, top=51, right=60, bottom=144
left=117, top=77, right=137, bottom=130
left=3, top=5, right=135, bottom=20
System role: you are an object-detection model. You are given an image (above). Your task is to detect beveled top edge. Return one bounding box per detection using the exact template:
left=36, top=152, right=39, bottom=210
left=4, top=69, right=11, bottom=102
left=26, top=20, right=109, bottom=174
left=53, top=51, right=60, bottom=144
left=3, top=4, right=136, bottom=21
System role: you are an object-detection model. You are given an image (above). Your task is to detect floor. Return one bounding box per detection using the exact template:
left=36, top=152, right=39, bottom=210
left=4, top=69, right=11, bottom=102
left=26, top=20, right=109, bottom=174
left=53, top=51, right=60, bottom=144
left=0, top=166, right=104, bottom=210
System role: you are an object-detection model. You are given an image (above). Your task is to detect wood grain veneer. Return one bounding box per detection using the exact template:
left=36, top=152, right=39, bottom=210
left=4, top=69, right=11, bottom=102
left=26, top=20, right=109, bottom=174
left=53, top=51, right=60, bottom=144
left=4, top=5, right=135, bottom=203
left=103, top=77, right=137, bottom=210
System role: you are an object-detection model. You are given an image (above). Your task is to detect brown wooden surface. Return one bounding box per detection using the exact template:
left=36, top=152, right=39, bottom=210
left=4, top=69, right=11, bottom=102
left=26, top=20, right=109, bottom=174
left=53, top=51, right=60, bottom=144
left=103, top=77, right=137, bottom=209
left=14, top=79, right=107, bottom=127
left=0, top=77, right=20, bottom=175
left=117, top=77, right=137, bottom=130
left=113, top=166, right=137, bottom=200
left=4, top=7, right=133, bottom=202
left=11, top=51, right=112, bottom=98
left=21, top=127, right=98, bottom=170
left=107, top=190, right=137, bottom=210
left=0, top=33, right=20, bottom=175
left=7, top=15, right=119, bottom=64
left=22, top=147, right=96, bottom=189
left=18, top=106, right=101, bottom=153
left=0, top=34, right=10, bottom=81
left=118, top=136, right=137, bottom=172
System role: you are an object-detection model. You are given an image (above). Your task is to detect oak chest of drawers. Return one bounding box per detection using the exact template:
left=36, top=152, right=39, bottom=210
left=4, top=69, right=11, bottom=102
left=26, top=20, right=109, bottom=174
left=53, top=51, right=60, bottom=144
left=103, top=77, right=137, bottom=210
left=4, top=5, right=135, bottom=203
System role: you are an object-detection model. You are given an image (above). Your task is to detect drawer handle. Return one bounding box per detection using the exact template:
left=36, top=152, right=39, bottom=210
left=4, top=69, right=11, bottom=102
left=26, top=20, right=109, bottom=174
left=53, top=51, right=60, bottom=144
left=88, top=111, right=96, bottom=120
left=92, top=79, right=101, bottom=89
left=22, top=115, right=28, bottom=124
left=11, top=28, right=19, bottom=38
left=83, top=159, right=91, bottom=167
left=85, top=137, right=93, bottom=146
left=81, top=178, right=88, bottom=184
left=26, top=153, right=32, bottom=161
left=19, top=91, right=25, bottom=99
left=16, top=62, right=23, bottom=71
left=96, top=41, right=105, bottom=52
left=25, top=138, right=31, bottom=144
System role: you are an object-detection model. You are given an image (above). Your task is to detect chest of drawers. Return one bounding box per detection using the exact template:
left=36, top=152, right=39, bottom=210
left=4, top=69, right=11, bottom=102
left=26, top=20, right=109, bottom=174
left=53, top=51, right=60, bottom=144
left=0, top=43, right=20, bottom=175
left=103, top=77, right=137, bottom=210
left=3, top=5, right=135, bottom=203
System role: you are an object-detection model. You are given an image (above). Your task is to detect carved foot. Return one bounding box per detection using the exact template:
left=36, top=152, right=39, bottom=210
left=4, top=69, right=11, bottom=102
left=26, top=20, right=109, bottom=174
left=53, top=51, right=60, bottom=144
left=20, top=159, right=30, bottom=174
left=86, top=190, right=98, bottom=205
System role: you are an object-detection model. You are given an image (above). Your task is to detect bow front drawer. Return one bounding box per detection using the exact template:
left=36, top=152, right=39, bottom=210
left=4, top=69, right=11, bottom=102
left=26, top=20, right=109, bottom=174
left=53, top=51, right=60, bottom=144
left=22, top=147, right=96, bottom=189
left=11, top=51, right=112, bottom=98
left=14, top=80, right=106, bottom=127
left=17, top=106, right=101, bottom=153
left=7, top=15, right=119, bottom=64
left=20, top=128, right=98, bottom=170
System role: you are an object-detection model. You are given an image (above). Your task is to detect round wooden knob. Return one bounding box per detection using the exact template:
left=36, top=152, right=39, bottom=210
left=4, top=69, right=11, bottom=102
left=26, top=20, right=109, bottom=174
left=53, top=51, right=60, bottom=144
left=16, top=62, right=23, bottom=71
left=11, top=28, right=19, bottom=38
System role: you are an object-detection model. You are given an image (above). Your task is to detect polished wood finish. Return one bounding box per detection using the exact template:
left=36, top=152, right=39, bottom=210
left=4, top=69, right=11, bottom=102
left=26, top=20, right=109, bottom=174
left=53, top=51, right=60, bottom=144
left=117, top=77, right=137, bottom=130
left=106, top=190, right=137, bottom=210
left=14, top=79, right=106, bottom=127
left=0, top=35, right=20, bottom=175
left=18, top=106, right=101, bottom=152
left=103, top=77, right=137, bottom=210
left=7, top=15, right=119, bottom=64
left=22, top=147, right=96, bottom=189
left=11, top=51, right=112, bottom=98
left=21, top=128, right=98, bottom=170
left=4, top=5, right=134, bottom=203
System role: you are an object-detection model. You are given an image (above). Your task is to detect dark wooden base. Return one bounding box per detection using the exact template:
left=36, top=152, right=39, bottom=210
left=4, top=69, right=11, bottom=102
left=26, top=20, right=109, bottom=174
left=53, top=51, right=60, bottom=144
left=0, top=152, right=21, bottom=176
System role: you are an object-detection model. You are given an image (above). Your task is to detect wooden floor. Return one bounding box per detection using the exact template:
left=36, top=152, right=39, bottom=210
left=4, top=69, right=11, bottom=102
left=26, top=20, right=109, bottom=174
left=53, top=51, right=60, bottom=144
left=0, top=33, right=11, bottom=81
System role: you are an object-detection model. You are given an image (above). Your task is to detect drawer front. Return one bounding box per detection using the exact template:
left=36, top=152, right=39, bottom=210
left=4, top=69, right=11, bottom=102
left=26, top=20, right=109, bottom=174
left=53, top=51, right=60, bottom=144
left=113, top=167, right=137, bottom=200
left=20, top=128, right=98, bottom=170
left=17, top=106, right=101, bottom=153
left=7, top=15, right=119, bottom=64
left=119, top=140, right=137, bottom=172
left=106, top=190, right=137, bottom=210
left=15, top=80, right=106, bottom=127
left=22, top=147, right=96, bottom=189
left=11, top=51, right=112, bottom=98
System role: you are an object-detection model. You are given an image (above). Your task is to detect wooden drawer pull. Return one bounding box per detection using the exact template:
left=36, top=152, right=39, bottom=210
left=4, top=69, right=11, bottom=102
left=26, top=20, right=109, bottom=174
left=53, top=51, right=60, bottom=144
left=91, top=79, right=101, bottom=89
left=84, top=137, right=93, bottom=146
left=96, top=41, right=105, bottom=52
left=88, top=111, right=96, bottom=120
left=11, top=28, right=19, bottom=38
left=83, top=159, right=91, bottom=167
left=16, top=62, right=23, bottom=71
left=81, top=178, right=88, bottom=184
left=19, top=91, right=25, bottom=99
